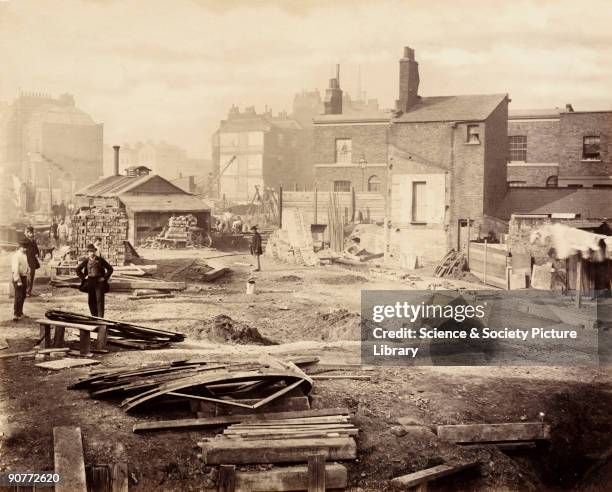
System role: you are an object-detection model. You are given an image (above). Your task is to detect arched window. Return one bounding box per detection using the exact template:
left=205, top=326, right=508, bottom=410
left=367, top=175, right=381, bottom=192
left=546, top=176, right=558, bottom=188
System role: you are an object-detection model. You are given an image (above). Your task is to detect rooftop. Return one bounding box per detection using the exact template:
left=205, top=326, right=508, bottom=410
left=394, top=94, right=508, bottom=123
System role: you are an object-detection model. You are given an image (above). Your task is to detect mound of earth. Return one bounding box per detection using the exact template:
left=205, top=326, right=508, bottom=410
left=319, top=308, right=361, bottom=341
left=277, top=275, right=303, bottom=282
left=187, top=315, right=276, bottom=345
left=319, top=274, right=369, bottom=285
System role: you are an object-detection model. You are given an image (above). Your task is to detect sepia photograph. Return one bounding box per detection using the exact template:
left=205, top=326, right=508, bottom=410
left=0, top=0, right=611, bottom=490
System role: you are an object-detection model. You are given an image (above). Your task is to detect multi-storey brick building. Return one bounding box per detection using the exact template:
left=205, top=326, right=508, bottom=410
left=508, top=106, right=612, bottom=188
left=312, top=47, right=510, bottom=266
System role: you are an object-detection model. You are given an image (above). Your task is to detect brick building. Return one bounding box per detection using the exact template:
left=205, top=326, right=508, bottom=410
left=508, top=106, right=612, bottom=188
left=211, top=106, right=302, bottom=202
left=0, top=91, right=103, bottom=212
left=312, top=47, right=509, bottom=266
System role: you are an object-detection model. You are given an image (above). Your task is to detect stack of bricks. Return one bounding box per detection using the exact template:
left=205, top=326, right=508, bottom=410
left=72, top=206, right=130, bottom=265
left=265, top=209, right=319, bottom=266
left=165, top=215, right=198, bottom=242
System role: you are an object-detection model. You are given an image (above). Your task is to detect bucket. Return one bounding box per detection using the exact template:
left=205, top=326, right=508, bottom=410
left=246, top=278, right=256, bottom=295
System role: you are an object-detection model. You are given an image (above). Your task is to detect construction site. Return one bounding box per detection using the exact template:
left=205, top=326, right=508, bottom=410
left=1, top=2, right=612, bottom=490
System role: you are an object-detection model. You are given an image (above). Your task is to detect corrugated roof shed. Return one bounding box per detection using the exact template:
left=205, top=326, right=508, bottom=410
left=495, top=188, right=612, bottom=220
left=394, top=94, right=507, bottom=123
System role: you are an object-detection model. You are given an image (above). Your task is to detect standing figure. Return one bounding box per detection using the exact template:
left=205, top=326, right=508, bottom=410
left=93, top=236, right=104, bottom=257
left=250, top=225, right=263, bottom=272
left=76, top=243, right=114, bottom=317
left=11, top=239, right=30, bottom=321
left=57, top=219, right=68, bottom=247
left=24, top=226, right=40, bottom=297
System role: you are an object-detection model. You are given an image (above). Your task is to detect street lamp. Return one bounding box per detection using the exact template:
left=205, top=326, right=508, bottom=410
left=358, top=155, right=367, bottom=191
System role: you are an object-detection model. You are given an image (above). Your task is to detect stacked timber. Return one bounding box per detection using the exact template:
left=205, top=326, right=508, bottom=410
left=434, top=250, right=466, bottom=277
left=72, top=206, right=130, bottom=265
left=46, top=310, right=185, bottom=349
left=327, top=193, right=344, bottom=253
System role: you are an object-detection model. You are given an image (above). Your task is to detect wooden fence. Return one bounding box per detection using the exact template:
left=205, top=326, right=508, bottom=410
left=281, top=191, right=385, bottom=226
left=467, top=242, right=509, bottom=289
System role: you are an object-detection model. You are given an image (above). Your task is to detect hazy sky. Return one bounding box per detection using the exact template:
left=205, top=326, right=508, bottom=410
left=1, top=0, right=611, bottom=158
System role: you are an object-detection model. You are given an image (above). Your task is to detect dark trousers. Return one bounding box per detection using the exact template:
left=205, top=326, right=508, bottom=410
left=13, top=275, right=27, bottom=317
left=87, top=278, right=105, bottom=317
left=27, top=268, right=36, bottom=294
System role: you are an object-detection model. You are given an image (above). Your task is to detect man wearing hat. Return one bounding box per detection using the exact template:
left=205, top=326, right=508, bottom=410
left=250, top=225, right=263, bottom=272
left=11, top=239, right=30, bottom=321
left=23, top=226, right=40, bottom=296
left=76, top=243, right=114, bottom=317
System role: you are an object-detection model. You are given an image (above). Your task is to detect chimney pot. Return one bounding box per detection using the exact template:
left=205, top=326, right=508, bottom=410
left=113, top=145, right=120, bottom=176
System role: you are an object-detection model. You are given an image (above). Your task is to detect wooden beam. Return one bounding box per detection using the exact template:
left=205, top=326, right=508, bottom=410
left=234, top=464, right=346, bottom=492
left=390, top=462, right=479, bottom=488
left=133, top=407, right=351, bottom=433
left=54, top=427, right=87, bottom=492
left=198, top=437, right=357, bottom=465
left=308, top=453, right=326, bottom=492
left=437, top=423, right=551, bottom=443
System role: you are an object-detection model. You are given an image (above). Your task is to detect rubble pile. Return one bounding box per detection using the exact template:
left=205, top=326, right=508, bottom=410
left=265, top=210, right=320, bottom=267
left=72, top=206, right=130, bottom=265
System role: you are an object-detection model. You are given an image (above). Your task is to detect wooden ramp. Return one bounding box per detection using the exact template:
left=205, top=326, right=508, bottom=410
left=54, top=426, right=87, bottom=492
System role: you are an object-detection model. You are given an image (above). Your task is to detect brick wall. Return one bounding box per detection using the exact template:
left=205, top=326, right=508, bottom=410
left=484, top=100, right=509, bottom=216
left=312, top=123, right=388, bottom=165
left=507, top=165, right=558, bottom=186
left=508, top=119, right=560, bottom=163
left=314, top=165, right=387, bottom=192
left=559, top=111, right=612, bottom=177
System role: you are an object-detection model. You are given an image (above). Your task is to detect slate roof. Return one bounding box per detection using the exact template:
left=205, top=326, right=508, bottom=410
left=509, top=108, right=562, bottom=119
left=494, top=188, right=612, bottom=220
left=120, top=194, right=210, bottom=212
left=314, top=109, right=392, bottom=124
left=75, top=174, right=152, bottom=197
left=394, top=94, right=507, bottom=123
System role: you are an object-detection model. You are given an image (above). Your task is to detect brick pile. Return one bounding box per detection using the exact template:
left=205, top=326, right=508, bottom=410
left=72, top=206, right=130, bottom=265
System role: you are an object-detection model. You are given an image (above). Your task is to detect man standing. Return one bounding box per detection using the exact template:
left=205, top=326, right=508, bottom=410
left=76, top=244, right=114, bottom=317
left=12, top=239, right=30, bottom=321
left=24, top=226, right=40, bottom=297
left=250, top=225, right=263, bottom=272
left=57, top=219, right=68, bottom=247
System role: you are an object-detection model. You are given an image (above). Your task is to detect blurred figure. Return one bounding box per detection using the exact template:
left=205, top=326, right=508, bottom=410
left=250, top=225, right=262, bottom=272
left=57, top=219, right=68, bottom=246
left=24, top=226, right=40, bottom=296
left=12, top=239, right=30, bottom=321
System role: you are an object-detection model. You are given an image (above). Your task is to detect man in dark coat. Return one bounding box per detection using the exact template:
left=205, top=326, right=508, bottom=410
left=250, top=225, right=263, bottom=272
left=23, top=226, right=40, bottom=296
left=76, top=243, right=114, bottom=317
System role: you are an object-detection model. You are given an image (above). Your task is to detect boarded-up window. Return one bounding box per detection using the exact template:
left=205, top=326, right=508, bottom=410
left=334, top=180, right=351, bottom=192
left=411, top=181, right=427, bottom=223
left=509, top=135, right=527, bottom=161
left=335, top=139, right=352, bottom=163
left=583, top=136, right=600, bottom=160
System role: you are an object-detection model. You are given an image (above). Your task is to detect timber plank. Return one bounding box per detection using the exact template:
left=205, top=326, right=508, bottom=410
left=437, top=423, right=551, bottom=443
left=133, top=407, right=350, bottom=433
left=54, top=427, right=87, bottom=492
left=198, top=437, right=357, bottom=465
left=390, top=462, right=479, bottom=488
left=308, top=453, right=326, bottom=492
left=234, top=463, right=347, bottom=492
left=36, top=358, right=100, bottom=371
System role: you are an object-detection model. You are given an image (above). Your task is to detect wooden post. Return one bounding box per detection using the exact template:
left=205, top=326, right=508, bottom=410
left=483, top=239, right=488, bottom=285
left=79, top=330, right=91, bottom=356
left=279, top=186, right=283, bottom=229
left=314, top=186, right=318, bottom=224
left=576, top=256, right=582, bottom=308
left=308, top=453, right=326, bottom=492
left=53, top=325, right=65, bottom=347
left=351, top=187, right=356, bottom=223
left=41, top=324, right=52, bottom=348
left=218, top=464, right=236, bottom=492
left=466, top=219, right=471, bottom=264
left=97, top=325, right=108, bottom=350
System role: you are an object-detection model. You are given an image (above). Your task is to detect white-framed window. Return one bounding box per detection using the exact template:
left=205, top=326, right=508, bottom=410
left=509, top=135, right=527, bottom=161
left=411, top=181, right=427, bottom=223
left=583, top=136, right=601, bottom=160
left=467, top=125, right=480, bottom=144
left=335, top=139, right=352, bottom=163
left=334, top=180, right=351, bottom=192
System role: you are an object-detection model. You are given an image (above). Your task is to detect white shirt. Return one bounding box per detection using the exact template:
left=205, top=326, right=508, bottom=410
left=12, top=249, right=29, bottom=281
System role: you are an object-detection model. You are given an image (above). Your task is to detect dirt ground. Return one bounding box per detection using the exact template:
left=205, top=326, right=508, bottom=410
left=0, top=248, right=611, bottom=491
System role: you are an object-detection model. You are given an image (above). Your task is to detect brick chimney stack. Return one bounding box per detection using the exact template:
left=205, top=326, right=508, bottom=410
left=113, top=145, right=120, bottom=176
left=396, top=47, right=419, bottom=114
left=324, top=64, right=343, bottom=115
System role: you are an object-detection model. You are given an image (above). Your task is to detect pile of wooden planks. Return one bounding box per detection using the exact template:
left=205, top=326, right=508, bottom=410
left=70, top=358, right=314, bottom=414
left=46, top=309, right=185, bottom=349
left=437, top=422, right=551, bottom=449
left=434, top=250, right=466, bottom=277
left=198, top=412, right=357, bottom=465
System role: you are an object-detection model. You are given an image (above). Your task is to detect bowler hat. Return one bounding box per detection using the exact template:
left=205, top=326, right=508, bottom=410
left=250, top=225, right=258, bottom=230
left=86, top=243, right=97, bottom=252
